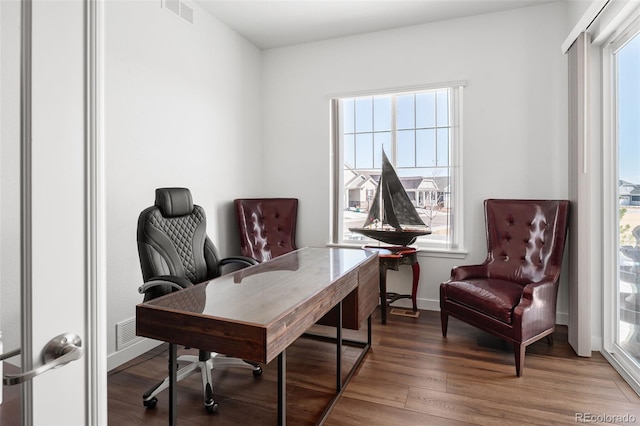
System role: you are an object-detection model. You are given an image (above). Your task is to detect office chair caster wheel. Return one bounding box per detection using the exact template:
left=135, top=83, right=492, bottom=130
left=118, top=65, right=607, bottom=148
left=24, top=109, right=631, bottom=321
left=205, top=402, right=219, bottom=413
left=253, top=366, right=262, bottom=377
left=143, top=397, right=158, bottom=409
left=204, top=383, right=219, bottom=413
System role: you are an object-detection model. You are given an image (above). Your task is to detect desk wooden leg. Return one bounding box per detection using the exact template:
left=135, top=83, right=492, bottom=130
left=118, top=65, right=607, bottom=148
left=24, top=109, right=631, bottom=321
left=278, top=351, right=286, bottom=426
left=379, top=266, right=387, bottom=325
left=411, top=262, right=420, bottom=312
left=336, top=301, right=342, bottom=392
left=169, top=343, right=177, bottom=426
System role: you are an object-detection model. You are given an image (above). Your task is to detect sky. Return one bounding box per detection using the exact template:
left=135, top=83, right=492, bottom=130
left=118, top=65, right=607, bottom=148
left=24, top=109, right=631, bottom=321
left=619, top=33, right=640, bottom=184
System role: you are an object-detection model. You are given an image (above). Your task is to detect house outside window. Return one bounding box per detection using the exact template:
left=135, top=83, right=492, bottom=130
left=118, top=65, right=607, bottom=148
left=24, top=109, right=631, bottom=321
left=331, top=83, right=464, bottom=251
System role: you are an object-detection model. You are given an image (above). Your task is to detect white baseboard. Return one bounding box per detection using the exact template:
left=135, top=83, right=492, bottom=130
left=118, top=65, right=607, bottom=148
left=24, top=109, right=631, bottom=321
left=390, top=297, right=439, bottom=312
left=420, top=298, right=441, bottom=312
left=107, top=337, right=163, bottom=371
left=591, top=335, right=603, bottom=352
left=556, top=311, right=569, bottom=326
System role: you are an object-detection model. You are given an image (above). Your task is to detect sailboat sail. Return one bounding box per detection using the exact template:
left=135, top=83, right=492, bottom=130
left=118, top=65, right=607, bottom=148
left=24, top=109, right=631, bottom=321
left=350, top=151, right=431, bottom=246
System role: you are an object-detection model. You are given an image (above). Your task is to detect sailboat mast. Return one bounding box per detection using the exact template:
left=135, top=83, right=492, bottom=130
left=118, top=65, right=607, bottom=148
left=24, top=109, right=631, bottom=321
left=378, top=177, right=383, bottom=230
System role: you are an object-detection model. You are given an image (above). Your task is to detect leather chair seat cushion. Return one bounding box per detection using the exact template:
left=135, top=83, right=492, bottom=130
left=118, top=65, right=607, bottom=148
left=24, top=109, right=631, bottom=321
left=443, top=278, right=524, bottom=324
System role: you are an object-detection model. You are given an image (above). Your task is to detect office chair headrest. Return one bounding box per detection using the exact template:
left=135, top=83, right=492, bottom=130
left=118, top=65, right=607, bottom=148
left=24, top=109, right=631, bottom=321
left=155, top=187, right=194, bottom=217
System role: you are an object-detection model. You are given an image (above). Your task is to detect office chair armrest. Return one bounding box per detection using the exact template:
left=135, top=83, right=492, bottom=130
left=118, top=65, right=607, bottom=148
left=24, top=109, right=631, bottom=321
left=220, top=256, right=259, bottom=269
left=138, top=275, right=193, bottom=295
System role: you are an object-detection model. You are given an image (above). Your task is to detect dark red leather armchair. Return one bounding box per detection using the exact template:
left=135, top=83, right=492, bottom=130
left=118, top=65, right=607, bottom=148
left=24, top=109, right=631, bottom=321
left=233, top=198, right=298, bottom=262
left=440, top=199, right=569, bottom=376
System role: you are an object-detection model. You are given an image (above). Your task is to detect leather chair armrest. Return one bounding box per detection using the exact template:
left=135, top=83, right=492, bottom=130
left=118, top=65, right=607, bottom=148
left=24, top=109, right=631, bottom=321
left=450, top=264, right=488, bottom=281
left=513, top=280, right=558, bottom=340
left=138, top=275, right=192, bottom=295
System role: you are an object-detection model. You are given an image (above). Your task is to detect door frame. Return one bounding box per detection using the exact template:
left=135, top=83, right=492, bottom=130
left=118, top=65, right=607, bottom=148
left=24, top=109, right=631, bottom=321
left=83, top=0, right=108, bottom=423
left=20, top=0, right=107, bottom=423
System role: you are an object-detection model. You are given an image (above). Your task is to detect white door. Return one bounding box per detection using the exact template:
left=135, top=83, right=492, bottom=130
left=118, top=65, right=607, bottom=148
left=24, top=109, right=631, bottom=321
left=1, top=1, right=106, bottom=424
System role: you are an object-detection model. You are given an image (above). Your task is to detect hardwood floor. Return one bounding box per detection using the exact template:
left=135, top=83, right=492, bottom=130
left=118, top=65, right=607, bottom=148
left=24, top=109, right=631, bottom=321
left=108, top=310, right=640, bottom=425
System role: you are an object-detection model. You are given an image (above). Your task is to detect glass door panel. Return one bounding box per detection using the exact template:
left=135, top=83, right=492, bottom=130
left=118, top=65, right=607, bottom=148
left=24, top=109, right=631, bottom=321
left=617, top=30, right=640, bottom=372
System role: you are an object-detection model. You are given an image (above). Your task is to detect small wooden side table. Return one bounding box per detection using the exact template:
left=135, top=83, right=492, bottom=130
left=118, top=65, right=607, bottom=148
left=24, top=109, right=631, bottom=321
left=364, top=245, right=420, bottom=324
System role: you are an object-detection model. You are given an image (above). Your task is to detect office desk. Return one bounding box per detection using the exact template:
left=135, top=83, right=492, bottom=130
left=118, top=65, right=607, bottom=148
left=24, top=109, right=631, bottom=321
left=136, top=246, right=379, bottom=425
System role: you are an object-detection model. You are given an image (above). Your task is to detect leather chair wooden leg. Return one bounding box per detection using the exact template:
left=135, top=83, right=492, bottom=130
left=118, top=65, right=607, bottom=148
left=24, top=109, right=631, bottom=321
left=440, top=311, right=448, bottom=337
left=515, top=344, right=526, bottom=377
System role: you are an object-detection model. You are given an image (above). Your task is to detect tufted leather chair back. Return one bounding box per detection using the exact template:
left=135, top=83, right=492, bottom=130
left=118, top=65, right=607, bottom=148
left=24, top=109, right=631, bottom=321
left=234, top=198, right=298, bottom=262
left=483, top=199, right=569, bottom=286
left=137, top=188, right=222, bottom=299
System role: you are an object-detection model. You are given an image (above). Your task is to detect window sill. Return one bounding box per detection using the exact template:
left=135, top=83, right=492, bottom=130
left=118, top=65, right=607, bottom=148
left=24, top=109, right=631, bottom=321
left=325, top=242, right=468, bottom=259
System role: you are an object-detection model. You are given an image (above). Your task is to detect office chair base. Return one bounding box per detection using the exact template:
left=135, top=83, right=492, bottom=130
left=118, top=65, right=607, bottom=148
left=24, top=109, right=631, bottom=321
left=142, top=352, right=261, bottom=411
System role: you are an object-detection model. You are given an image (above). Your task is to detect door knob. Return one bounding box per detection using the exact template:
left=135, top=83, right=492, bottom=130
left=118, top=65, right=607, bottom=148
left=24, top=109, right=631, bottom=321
left=3, top=333, right=83, bottom=385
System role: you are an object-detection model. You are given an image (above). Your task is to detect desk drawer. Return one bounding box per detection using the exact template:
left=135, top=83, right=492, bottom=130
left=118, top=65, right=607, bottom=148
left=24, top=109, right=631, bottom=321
left=317, top=253, right=378, bottom=330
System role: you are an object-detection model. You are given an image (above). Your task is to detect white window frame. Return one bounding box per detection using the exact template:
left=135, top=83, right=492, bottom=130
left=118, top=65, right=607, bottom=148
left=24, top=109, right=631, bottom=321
left=330, top=82, right=465, bottom=255
left=602, top=12, right=640, bottom=396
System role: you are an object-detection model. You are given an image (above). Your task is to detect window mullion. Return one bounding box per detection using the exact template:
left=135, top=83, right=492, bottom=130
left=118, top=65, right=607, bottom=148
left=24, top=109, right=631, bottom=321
left=370, top=96, right=375, bottom=166
left=413, top=94, right=417, bottom=168
left=391, top=95, right=397, bottom=165
left=434, top=91, right=439, bottom=168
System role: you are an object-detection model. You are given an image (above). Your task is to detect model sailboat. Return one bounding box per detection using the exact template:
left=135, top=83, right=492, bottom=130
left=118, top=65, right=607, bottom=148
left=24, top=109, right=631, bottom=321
left=349, top=151, right=431, bottom=246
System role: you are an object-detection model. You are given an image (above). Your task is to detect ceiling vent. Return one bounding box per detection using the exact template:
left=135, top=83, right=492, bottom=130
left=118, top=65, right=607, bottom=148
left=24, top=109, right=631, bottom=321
left=162, top=0, right=194, bottom=24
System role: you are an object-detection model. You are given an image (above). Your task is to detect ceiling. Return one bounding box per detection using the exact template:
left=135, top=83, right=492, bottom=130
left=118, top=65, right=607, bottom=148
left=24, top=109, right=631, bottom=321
left=197, top=0, right=559, bottom=49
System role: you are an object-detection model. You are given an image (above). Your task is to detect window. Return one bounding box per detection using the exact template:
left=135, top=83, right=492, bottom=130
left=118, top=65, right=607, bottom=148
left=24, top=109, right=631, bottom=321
left=331, top=84, right=463, bottom=250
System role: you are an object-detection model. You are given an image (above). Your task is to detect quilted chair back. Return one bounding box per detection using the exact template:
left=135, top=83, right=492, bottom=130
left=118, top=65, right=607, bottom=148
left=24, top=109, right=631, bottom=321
left=234, top=198, right=298, bottom=262
left=484, top=199, right=569, bottom=286
left=137, top=188, right=221, bottom=299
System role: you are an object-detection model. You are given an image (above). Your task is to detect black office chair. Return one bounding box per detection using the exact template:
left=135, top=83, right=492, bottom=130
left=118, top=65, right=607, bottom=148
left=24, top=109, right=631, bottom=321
left=136, top=187, right=262, bottom=413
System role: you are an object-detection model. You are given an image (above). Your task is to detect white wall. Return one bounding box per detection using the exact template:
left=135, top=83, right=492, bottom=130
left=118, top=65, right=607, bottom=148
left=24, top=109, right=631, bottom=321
left=261, top=2, right=571, bottom=319
left=105, top=1, right=263, bottom=360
